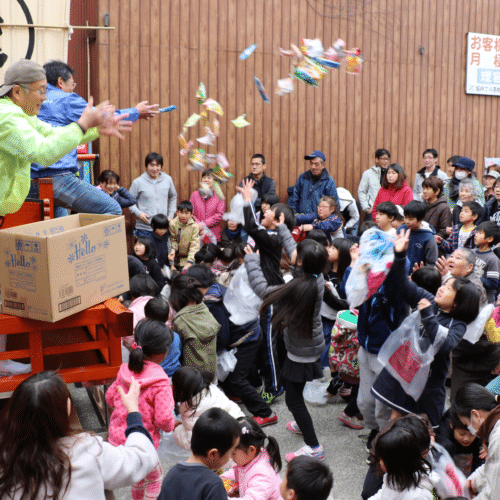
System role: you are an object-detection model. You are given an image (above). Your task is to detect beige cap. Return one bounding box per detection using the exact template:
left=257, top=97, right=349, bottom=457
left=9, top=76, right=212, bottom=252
left=0, top=59, right=46, bottom=97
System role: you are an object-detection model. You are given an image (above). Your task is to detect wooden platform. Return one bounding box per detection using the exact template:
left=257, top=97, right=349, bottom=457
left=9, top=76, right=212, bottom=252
left=0, top=298, right=132, bottom=393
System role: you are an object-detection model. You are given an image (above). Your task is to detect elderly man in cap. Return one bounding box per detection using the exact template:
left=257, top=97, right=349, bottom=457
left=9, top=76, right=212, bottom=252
left=30, top=60, right=159, bottom=217
left=288, top=150, right=340, bottom=215
left=0, top=59, right=131, bottom=217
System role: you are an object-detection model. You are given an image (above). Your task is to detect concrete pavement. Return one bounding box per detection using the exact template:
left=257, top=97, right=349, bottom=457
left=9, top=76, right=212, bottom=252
left=72, top=380, right=370, bottom=500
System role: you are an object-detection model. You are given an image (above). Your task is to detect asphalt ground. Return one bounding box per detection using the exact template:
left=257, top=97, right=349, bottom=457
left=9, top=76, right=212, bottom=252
left=71, top=377, right=370, bottom=500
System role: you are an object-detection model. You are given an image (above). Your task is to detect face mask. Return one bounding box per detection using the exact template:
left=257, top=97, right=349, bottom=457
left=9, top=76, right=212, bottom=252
left=467, top=411, right=477, bottom=436
left=455, top=171, right=467, bottom=181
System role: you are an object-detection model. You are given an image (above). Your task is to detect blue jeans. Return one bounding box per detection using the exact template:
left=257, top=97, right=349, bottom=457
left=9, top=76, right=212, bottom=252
left=134, top=229, right=152, bottom=238
left=29, top=174, right=121, bottom=218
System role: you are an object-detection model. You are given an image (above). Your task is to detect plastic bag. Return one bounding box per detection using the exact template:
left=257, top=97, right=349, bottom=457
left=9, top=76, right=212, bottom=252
left=303, top=379, right=330, bottom=405
left=346, top=228, right=395, bottom=308
left=428, top=441, right=467, bottom=498
left=223, top=265, right=262, bottom=325
left=157, top=431, right=191, bottom=463
left=329, top=309, right=360, bottom=383
left=217, top=348, right=238, bottom=382
left=377, top=311, right=448, bottom=401
left=199, top=222, right=217, bottom=246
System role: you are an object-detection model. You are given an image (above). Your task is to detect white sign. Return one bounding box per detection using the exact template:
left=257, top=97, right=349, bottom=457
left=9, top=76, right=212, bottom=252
left=0, top=0, right=71, bottom=81
left=466, top=32, right=500, bottom=96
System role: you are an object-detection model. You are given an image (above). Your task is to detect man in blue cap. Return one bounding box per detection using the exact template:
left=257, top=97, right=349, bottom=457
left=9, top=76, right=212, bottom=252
left=288, top=150, right=340, bottom=215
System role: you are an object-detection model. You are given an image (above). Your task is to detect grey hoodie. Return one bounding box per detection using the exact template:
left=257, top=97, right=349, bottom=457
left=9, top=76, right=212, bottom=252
left=129, top=171, right=178, bottom=231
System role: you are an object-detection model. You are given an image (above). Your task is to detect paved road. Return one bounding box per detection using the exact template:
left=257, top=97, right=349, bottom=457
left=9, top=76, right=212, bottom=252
left=72, top=380, right=370, bottom=500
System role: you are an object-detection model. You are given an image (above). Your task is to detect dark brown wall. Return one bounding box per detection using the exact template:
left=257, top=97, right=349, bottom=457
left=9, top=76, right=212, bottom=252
left=92, top=0, right=500, bottom=203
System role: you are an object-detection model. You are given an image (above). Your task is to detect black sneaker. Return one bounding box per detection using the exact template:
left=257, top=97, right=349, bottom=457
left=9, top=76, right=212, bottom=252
left=366, top=429, right=378, bottom=453
left=326, top=375, right=343, bottom=396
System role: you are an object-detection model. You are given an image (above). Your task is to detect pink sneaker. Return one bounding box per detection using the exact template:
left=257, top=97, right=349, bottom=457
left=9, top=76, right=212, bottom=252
left=286, top=421, right=302, bottom=435
left=285, top=444, right=325, bottom=462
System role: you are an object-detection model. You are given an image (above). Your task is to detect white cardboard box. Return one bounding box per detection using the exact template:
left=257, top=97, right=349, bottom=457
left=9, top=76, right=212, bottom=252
left=0, top=214, right=129, bottom=322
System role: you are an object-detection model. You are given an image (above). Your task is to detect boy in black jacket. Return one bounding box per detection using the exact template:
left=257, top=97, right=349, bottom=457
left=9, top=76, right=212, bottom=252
left=237, top=179, right=296, bottom=408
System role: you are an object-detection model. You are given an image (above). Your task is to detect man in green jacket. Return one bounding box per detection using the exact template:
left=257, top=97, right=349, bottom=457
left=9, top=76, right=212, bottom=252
left=0, top=59, right=131, bottom=217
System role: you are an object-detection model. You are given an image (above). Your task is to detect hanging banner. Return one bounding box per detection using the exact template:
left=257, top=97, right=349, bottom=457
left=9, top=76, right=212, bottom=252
left=466, top=32, right=500, bottom=96
left=0, top=0, right=71, bottom=80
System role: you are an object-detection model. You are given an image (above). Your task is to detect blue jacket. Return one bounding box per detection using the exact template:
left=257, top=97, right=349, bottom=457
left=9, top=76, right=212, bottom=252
left=31, top=84, right=138, bottom=178
left=397, top=223, right=438, bottom=271
left=288, top=168, right=340, bottom=215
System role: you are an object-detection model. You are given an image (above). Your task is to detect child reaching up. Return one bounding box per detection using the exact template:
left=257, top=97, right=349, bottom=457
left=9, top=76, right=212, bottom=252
left=222, top=417, right=283, bottom=499
left=245, top=239, right=329, bottom=461
left=172, top=367, right=244, bottom=450
left=369, top=415, right=438, bottom=499
left=105, top=319, right=176, bottom=500
left=296, top=196, right=345, bottom=243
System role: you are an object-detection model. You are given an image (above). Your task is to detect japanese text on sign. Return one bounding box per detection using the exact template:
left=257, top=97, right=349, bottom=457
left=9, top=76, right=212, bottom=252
left=466, top=32, right=500, bottom=96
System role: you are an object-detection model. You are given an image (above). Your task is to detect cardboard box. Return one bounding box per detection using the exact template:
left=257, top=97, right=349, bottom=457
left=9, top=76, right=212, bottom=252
left=0, top=214, right=129, bottom=322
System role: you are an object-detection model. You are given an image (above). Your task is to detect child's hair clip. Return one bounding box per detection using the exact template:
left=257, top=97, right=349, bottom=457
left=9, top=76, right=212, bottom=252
left=241, top=426, right=249, bottom=434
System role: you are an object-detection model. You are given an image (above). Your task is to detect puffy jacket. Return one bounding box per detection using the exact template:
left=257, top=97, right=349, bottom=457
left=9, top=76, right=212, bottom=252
left=397, top=222, right=438, bottom=270
left=173, top=302, right=220, bottom=377
left=106, top=360, right=175, bottom=449
left=169, top=215, right=200, bottom=266
left=190, top=188, right=225, bottom=241
left=173, top=384, right=244, bottom=450
left=288, top=168, right=340, bottom=214
left=0, top=97, right=98, bottom=215
left=245, top=253, right=325, bottom=362
left=32, top=83, right=138, bottom=178
left=221, top=449, right=283, bottom=500
left=358, top=165, right=384, bottom=212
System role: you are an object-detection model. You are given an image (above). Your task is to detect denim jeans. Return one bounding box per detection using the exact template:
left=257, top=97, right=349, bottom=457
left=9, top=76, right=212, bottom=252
left=29, top=173, right=121, bottom=218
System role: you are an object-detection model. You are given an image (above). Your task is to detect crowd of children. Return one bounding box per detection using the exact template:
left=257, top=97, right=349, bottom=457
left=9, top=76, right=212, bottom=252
left=9, top=152, right=500, bottom=500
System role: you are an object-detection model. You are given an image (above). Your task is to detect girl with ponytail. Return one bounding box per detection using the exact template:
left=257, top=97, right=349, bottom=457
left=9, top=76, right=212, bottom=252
left=245, top=239, right=329, bottom=461
left=221, top=417, right=283, bottom=499
left=105, top=319, right=175, bottom=500
left=170, top=273, right=221, bottom=378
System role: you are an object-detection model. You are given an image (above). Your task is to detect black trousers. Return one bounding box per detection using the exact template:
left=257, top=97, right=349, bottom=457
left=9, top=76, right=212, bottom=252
left=284, top=378, right=319, bottom=447
left=221, top=333, right=273, bottom=418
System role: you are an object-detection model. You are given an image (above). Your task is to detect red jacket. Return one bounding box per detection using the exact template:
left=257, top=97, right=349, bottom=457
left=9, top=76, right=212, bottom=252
left=372, top=181, right=414, bottom=217
left=190, top=189, right=225, bottom=241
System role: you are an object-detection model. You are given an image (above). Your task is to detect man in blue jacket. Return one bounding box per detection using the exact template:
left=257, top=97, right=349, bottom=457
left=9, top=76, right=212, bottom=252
left=288, top=150, right=340, bottom=214
left=30, top=60, right=159, bottom=217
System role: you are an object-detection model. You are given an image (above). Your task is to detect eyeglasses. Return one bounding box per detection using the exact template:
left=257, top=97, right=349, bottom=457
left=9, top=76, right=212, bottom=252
left=19, top=85, right=47, bottom=96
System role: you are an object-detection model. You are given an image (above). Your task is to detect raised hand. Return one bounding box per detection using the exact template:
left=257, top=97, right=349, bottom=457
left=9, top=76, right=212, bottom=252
left=394, top=228, right=410, bottom=253
left=235, top=178, right=255, bottom=203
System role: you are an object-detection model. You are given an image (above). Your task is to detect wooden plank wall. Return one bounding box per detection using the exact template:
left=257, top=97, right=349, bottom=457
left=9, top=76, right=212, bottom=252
left=95, top=0, right=500, bottom=205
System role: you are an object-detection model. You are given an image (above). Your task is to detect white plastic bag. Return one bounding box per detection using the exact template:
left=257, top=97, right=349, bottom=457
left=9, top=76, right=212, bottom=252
left=377, top=311, right=448, bottom=401
left=156, top=431, right=191, bottom=463
left=217, top=348, right=238, bottom=382
left=223, top=265, right=262, bottom=325
left=303, top=379, right=330, bottom=405
left=428, top=441, right=467, bottom=498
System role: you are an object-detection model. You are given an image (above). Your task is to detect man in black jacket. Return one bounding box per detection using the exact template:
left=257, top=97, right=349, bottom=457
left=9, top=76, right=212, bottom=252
left=239, top=154, right=276, bottom=214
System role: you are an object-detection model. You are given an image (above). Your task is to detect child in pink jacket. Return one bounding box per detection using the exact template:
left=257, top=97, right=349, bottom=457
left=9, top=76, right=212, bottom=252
left=106, top=319, right=175, bottom=500
left=222, top=417, right=284, bottom=500
left=190, top=168, right=225, bottom=241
